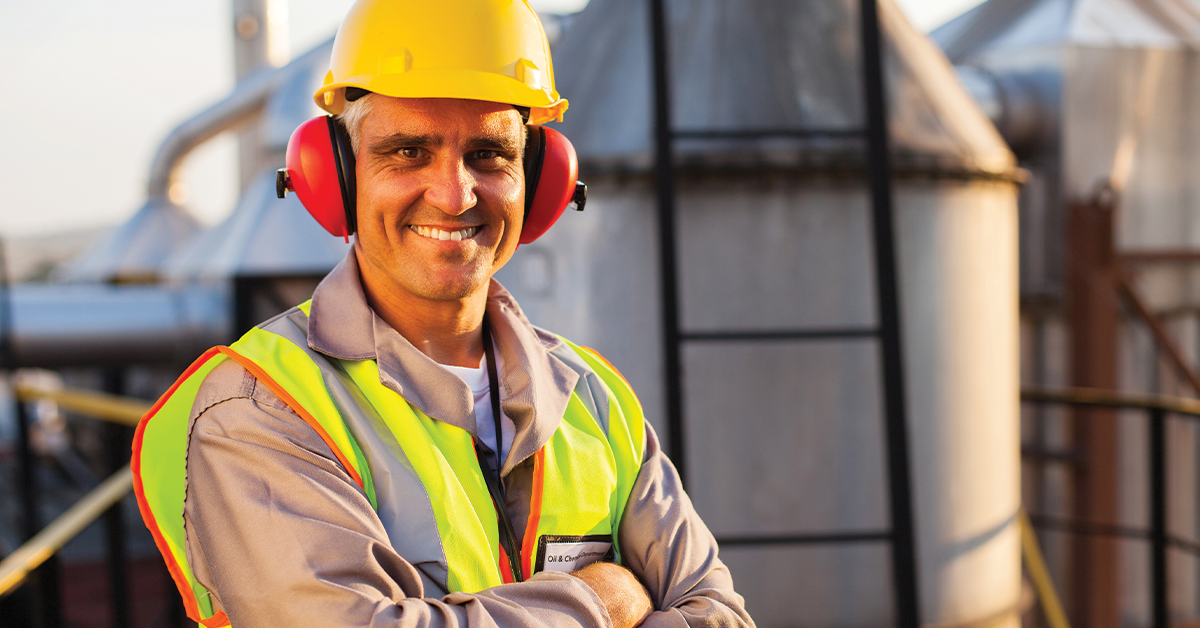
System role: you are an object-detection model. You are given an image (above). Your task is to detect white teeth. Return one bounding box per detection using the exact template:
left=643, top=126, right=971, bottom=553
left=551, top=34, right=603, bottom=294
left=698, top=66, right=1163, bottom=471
left=410, top=225, right=479, bottom=241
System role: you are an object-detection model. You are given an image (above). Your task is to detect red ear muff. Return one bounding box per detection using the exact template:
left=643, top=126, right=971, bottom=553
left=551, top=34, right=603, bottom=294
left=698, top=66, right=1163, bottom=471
left=278, top=116, right=357, bottom=241
left=520, top=125, right=584, bottom=244
left=278, top=116, right=580, bottom=244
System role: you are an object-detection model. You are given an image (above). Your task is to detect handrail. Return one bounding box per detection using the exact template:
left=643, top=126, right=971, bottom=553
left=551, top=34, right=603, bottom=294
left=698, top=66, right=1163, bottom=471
left=0, top=466, right=134, bottom=597
left=14, top=383, right=151, bottom=426
left=1021, top=386, right=1200, bottom=418
left=1021, top=385, right=1188, bottom=628
left=1, top=384, right=151, bottom=598
left=1020, top=508, right=1071, bottom=628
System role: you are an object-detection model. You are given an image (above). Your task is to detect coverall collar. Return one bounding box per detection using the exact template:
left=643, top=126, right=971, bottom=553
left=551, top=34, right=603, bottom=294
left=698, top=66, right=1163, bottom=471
left=306, top=251, right=580, bottom=476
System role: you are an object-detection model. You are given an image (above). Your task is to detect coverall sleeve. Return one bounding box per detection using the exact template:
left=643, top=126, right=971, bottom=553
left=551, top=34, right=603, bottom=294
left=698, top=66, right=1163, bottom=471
left=617, top=424, right=755, bottom=628
left=183, top=360, right=612, bottom=628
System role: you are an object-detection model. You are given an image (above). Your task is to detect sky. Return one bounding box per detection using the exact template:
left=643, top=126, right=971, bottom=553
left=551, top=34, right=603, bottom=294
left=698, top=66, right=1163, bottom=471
left=0, top=0, right=985, bottom=238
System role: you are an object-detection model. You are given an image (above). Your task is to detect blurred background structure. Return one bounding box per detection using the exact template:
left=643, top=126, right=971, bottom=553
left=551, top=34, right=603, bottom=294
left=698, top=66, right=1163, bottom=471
left=0, top=0, right=1196, bottom=627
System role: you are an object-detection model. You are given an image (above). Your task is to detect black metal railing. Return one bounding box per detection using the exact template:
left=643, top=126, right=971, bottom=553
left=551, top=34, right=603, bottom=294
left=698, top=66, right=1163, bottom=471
left=0, top=383, right=156, bottom=627
left=1021, top=386, right=1200, bottom=628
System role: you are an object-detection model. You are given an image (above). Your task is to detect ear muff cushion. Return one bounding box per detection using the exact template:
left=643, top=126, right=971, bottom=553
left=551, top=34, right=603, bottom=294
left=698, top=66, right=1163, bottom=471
left=284, top=116, right=352, bottom=238
left=520, top=126, right=579, bottom=244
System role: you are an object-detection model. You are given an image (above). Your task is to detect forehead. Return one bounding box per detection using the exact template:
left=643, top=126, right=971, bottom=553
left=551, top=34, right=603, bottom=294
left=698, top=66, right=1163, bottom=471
left=360, top=96, right=522, bottom=139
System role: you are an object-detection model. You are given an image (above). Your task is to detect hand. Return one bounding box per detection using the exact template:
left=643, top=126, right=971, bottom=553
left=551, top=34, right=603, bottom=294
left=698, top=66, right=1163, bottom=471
left=571, top=561, right=654, bottom=628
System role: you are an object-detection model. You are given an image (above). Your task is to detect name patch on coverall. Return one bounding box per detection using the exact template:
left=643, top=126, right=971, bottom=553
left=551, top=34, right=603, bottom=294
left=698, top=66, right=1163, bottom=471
left=534, top=535, right=616, bottom=573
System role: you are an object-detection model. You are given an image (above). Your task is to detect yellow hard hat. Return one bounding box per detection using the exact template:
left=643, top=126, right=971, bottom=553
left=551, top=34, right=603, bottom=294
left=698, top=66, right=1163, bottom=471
left=315, top=0, right=568, bottom=125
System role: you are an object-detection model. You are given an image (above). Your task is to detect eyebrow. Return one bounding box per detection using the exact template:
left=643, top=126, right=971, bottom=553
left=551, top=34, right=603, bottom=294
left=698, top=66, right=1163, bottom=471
left=469, top=135, right=522, bottom=155
left=368, top=133, right=439, bottom=156
left=367, top=131, right=522, bottom=156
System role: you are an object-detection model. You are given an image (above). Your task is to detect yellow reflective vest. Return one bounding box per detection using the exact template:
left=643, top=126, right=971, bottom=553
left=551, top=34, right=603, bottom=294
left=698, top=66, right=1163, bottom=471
left=132, top=301, right=646, bottom=628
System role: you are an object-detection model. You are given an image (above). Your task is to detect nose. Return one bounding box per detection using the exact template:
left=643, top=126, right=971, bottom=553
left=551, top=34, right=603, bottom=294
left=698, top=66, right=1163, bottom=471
left=423, top=154, right=477, bottom=216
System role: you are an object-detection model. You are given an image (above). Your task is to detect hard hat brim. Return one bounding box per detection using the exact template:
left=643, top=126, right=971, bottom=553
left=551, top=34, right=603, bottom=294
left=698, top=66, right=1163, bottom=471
left=316, top=69, right=568, bottom=125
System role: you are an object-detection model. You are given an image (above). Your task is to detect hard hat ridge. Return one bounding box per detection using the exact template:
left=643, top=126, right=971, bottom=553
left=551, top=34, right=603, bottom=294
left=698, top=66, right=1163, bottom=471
left=315, top=0, right=569, bottom=125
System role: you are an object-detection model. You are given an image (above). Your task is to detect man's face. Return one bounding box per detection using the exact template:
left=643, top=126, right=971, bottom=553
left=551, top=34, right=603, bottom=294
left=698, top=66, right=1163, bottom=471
left=353, top=97, right=525, bottom=304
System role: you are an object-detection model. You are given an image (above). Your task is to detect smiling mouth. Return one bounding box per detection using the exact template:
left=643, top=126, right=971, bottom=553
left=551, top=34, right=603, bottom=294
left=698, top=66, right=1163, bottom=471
left=410, top=225, right=481, bottom=242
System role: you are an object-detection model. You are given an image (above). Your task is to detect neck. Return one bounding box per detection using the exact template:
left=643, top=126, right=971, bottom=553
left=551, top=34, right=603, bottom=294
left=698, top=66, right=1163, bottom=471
left=355, top=251, right=489, bottom=368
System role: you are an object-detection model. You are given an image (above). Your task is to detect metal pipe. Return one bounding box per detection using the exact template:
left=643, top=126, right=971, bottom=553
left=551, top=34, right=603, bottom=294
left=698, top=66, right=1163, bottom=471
left=6, top=283, right=229, bottom=368
left=145, top=40, right=330, bottom=201
left=1066, top=198, right=1120, bottom=627
left=0, top=467, right=134, bottom=598
left=859, top=0, right=920, bottom=626
left=953, top=65, right=1059, bottom=157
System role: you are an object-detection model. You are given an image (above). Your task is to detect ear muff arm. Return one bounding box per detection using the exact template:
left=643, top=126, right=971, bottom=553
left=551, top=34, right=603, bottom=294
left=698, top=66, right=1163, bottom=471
left=523, top=126, right=547, bottom=222
left=277, top=170, right=291, bottom=199
left=327, top=117, right=359, bottom=236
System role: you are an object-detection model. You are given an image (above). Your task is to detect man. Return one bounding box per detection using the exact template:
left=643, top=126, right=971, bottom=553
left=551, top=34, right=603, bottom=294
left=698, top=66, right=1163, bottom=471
left=133, top=2, right=751, bottom=627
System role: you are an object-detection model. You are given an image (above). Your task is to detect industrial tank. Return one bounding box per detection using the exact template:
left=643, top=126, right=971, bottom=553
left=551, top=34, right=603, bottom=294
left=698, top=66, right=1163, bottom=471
left=935, top=0, right=1200, bottom=624
left=495, top=0, right=1023, bottom=626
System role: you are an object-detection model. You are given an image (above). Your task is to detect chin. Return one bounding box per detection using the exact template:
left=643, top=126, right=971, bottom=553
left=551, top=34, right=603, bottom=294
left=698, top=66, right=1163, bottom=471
left=411, top=274, right=491, bottom=302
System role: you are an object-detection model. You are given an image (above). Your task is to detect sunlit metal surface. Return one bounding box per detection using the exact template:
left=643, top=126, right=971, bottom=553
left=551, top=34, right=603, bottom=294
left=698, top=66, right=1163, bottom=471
left=163, top=170, right=350, bottom=281
left=56, top=199, right=200, bottom=284
left=146, top=39, right=332, bottom=203
left=552, top=0, right=1017, bottom=178
left=6, top=282, right=228, bottom=368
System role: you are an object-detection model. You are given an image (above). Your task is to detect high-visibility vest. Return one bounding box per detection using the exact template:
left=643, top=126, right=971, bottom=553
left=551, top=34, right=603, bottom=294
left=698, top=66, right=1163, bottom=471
left=132, top=301, right=646, bottom=628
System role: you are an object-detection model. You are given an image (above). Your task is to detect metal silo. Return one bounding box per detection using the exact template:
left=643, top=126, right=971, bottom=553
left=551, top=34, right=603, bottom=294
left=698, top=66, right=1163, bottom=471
left=495, top=0, right=1024, bottom=626
left=936, top=1, right=1200, bottom=625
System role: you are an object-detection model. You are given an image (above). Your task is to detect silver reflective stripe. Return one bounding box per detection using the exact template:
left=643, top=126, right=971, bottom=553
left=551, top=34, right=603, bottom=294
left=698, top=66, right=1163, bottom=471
left=260, top=308, right=452, bottom=595
left=549, top=343, right=611, bottom=437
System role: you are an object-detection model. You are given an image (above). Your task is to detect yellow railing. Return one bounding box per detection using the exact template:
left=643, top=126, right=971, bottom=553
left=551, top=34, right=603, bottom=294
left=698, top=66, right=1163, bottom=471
left=14, top=383, right=149, bottom=426
left=0, top=385, right=150, bottom=598
left=0, top=467, right=134, bottom=596
left=1020, top=508, right=1071, bottom=628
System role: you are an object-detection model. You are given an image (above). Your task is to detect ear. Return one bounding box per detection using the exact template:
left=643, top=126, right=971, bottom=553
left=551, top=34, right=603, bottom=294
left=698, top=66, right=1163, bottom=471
left=279, top=116, right=356, bottom=240
left=520, top=125, right=580, bottom=244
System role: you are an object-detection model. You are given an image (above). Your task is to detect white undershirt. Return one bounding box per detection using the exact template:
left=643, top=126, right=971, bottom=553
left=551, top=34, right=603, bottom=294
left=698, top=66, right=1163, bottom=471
left=442, top=353, right=515, bottom=468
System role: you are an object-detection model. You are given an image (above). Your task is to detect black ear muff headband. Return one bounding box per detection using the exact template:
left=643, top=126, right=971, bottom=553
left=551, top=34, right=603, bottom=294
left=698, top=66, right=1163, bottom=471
left=326, top=116, right=358, bottom=235
left=523, top=125, right=547, bottom=222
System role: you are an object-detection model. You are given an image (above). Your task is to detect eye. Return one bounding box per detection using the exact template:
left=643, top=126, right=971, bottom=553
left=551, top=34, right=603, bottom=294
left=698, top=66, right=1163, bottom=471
left=473, top=149, right=500, bottom=160
left=399, top=147, right=421, bottom=159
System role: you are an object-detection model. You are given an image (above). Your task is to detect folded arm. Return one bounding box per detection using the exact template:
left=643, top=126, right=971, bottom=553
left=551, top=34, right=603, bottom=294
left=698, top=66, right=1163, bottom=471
left=616, top=425, right=755, bottom=628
